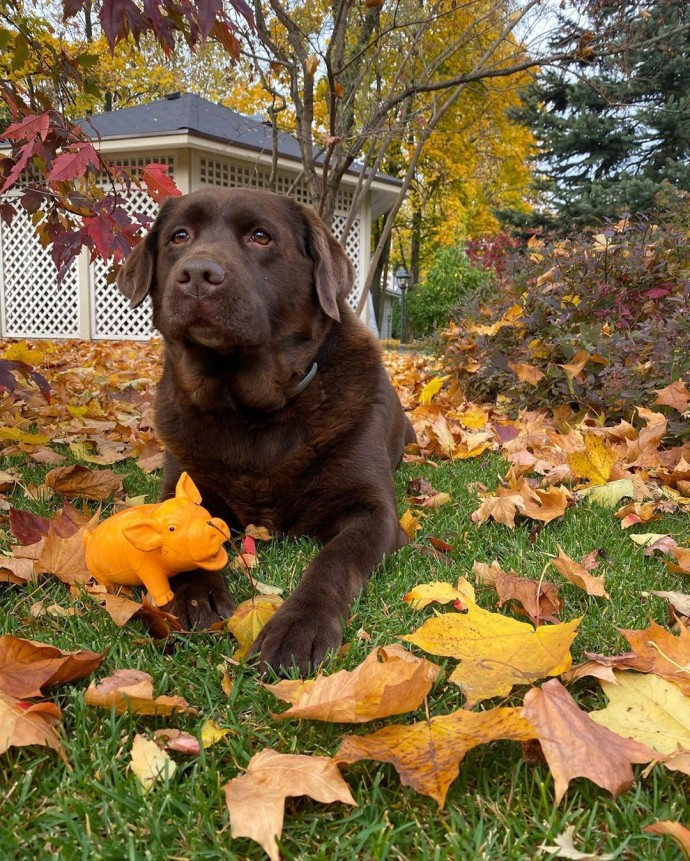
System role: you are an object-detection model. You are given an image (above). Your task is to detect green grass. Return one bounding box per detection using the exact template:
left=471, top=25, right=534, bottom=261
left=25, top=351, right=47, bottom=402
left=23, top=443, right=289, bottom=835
left=1, top=453, right=690, bottom=860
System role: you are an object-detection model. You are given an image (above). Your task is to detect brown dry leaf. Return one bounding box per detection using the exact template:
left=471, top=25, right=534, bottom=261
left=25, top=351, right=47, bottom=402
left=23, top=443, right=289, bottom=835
left=44, top=464, right=122, bottom=501
left=508, top=361, right=545, bottom=386
left=402, top=602, right=581, bottom=706
left=265, top=644, right=439, bottom=723
left=614, top=500, right=658, bottom=528
left=494, top=572, right=562, bottom=625
left=336, top=705, right=535, bottom=808
left=0, top=634, right=105, bottom=698
left=0, top=552, right=37, bottom=584
left=558, top=350, right=590, bottom=380
left=651, top=589, right=690, bottom=618
left=0, top=689, right=66, bottom=761
left=521, top=679, right=655, bottom=804
left=84, top=668, right=196, bottom=716
left=617, top=621, right=690, bottom=695
left=520, top=486, right=569, bottom=524
left=550, top=547, right=609, bottom=599
left=644, top=821, right=690, bottom=859
left=86, top=588, right=182, bottom=637
left=224, top=749, right=356, bottom=861
left=471, top=489, right=525, bottom=529
left=34, top=511, right=100, bottom=585
left=655, top=380, right=690, bottom=413
left=667, top=545, right=690, bottom=575
left=472, top=559, right=509, bottom=586
left=226, top=595, right=284, bottom=660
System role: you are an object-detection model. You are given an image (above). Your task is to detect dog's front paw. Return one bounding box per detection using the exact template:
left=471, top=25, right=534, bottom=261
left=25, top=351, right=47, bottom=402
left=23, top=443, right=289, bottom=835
left=163, top=569, right=235, bottom=629
left=249, top=603, right=343, bottom=675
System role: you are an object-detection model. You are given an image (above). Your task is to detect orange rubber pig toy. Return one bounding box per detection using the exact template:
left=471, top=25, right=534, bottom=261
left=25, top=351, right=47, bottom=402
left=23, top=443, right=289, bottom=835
left=83, top=472, right=230, bottom=606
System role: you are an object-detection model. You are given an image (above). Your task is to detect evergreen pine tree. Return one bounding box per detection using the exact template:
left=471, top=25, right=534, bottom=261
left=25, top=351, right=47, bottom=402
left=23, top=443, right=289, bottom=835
left=509, top=0, right=690, bottom=228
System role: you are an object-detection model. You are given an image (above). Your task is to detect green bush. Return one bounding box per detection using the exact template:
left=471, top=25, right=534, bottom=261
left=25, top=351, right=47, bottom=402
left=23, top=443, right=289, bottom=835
left=440, top=211, right=690, bottom=438
left=406, top=245, right=495, bottom=337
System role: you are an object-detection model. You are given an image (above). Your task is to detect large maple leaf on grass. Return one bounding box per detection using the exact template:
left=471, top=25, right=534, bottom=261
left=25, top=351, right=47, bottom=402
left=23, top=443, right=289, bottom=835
left=265, top=644, right=440, bottom=722
left=336, top=706, right=535, bottom=807
left=521, top=679, right=655, bottom=804
left=223, top=749, right=356, bottom=861
left=84, top=669, right=196, bottom=716
left=403, top=603, right=581, bottom=706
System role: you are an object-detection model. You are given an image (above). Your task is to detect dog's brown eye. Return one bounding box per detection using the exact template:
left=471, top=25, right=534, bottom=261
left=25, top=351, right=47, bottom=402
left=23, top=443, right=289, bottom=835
left=171, top=228, right=189, bottom=245
left=251, top=229, right=272, bottom=246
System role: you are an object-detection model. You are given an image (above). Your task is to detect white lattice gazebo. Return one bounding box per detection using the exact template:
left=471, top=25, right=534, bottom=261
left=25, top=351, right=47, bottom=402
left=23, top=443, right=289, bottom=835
left=0, top=93, right=401, bottom=340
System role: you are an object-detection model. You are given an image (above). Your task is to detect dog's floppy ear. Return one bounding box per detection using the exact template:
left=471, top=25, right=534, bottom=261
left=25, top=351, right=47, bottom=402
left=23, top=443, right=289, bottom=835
left=302, top=206, right=355, bottom=322
left=116, top=238, right=155, bottom=309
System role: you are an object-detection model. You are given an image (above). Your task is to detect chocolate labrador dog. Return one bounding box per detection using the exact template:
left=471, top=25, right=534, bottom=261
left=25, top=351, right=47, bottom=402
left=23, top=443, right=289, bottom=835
left=117, top=187, right=415, bottom=673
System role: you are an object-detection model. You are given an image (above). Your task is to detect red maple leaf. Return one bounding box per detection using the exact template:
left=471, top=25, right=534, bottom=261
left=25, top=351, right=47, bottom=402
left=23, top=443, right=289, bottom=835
left=141, top=163, right=182, bottom=204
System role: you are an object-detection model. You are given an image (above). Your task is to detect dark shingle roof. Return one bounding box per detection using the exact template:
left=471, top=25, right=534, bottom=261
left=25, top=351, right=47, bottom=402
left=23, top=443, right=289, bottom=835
left=82, top=92, right=304, bottom=161
left=81, top=92, right=400, bottom=190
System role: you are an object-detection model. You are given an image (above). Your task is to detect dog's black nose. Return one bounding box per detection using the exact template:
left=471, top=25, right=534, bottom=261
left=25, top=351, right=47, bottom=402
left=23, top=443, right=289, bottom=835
left=177, top=258, right=225, bottom=297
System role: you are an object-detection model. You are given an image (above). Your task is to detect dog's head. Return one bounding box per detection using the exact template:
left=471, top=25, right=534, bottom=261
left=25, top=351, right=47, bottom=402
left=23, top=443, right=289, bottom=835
left=116, top=188, right=355, bottom=352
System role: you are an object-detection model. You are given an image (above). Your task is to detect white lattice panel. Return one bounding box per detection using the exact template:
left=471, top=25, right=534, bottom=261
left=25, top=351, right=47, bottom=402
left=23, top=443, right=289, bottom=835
left=331, top=215, right=362, bottom=310
left=91, top=156, right=175, bottom=340
left=0, top=207, right=80, bottom=338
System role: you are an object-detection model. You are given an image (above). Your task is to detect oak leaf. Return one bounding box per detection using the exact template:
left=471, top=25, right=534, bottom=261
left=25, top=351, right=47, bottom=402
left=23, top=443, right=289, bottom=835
left=223, top=749, right=356, bottom=861
left=550, top=547, right=609, bottom=599
left=0, top=689, right=66, bottom=760
left=521, top=679, right=654, bottom=804
left=84, top=669, right=196, bottom=716
left=589, top=671, right=690, bottom=754
left=0, top=635, right=105, bottom=698
left=336, top=705, right=535, bottom=807
left=403, top=604, right=581, bottom=705
left=265, top=644, right=439, bottom=722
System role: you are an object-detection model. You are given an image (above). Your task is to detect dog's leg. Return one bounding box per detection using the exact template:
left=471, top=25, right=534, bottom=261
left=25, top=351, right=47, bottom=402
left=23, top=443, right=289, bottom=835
left=250, top=506, right=406, bottom=674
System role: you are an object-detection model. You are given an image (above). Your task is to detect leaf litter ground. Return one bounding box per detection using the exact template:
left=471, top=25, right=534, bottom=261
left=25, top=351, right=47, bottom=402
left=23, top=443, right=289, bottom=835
left=1, top=339, right=690, bottom=859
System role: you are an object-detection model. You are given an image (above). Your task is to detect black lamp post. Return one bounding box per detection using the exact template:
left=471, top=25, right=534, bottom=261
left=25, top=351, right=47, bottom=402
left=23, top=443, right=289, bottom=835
left=394, top=266, right=411, bottom=348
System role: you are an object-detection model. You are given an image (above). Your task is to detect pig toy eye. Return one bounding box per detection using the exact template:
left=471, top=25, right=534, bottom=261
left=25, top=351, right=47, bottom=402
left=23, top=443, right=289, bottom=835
left=169, top=525, right=176, bottom=532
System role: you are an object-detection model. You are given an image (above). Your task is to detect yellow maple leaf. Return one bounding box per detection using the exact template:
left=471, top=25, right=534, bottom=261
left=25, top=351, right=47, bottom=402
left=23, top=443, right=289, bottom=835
left=403, top=604, right=581, bottom=706
left=403, top=577, right=476, bottom=609
left=419, top=375, right=449, bottom=406
left=226, top=595, right=283, bottom=660
left=336, top=706, right=535, bottom=808
left=566, top=432, right=618, bottom=485
left=399, top=508, right=423, bottom=541
left=508, top=362, right=546, bottom=386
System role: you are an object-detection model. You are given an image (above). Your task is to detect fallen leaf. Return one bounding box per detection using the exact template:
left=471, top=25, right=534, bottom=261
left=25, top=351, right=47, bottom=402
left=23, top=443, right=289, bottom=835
left=34, top=511, right=100, bottom=585
left=84, top=669, right=196, bottom=716
left=508, top=361, right=545, bottom=386
left=539, top=825, right=616, bottom=860
left=567, top=432, right=618, bottom=485
left=650, top=589, right=690, bottom=618
left=494, top=572, right=562, bottom=624
left=0, top=689, right=65, bottom=760
left=619, top=621, right=690, bottom=694
left=154, top=728, right=201, bottom=755
left=130, top=734, right=176, bottom=791
left=265, top=644, right=439, bottom=722
left=403, top=577, right=475, bottom=609
left=403, top=604, right=581, bottom=705
left=589, top=671, right=690, bottom=754
left=654, top=380, right=690, bottom=413
left=224, top=749, right=356, bottom=861
left=644, top=821, right=690, bottom=859
left=44, top=464, right=122, bottom=500
left=580, top=478, right=634, bottom=508
left=0, top=635, right=105, bottom=698
left=471, top=489, right=525, bottom=529
left=226, top=595, right=284, bottom=660
left=521, top=679, right=654, bottom=804
left=550, top=547, right=609, bottom=599
left=201, top=718, right=230, bottom=748
left=399, top=508, right=423, bottom=540
left=336, top=705, right=535, bottom=807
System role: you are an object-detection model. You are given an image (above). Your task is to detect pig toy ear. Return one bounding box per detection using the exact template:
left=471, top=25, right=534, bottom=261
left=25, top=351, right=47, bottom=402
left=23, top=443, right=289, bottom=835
left=123, top=520, right=164, bottom=552
left=175, top=472, right=202, bottom=504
